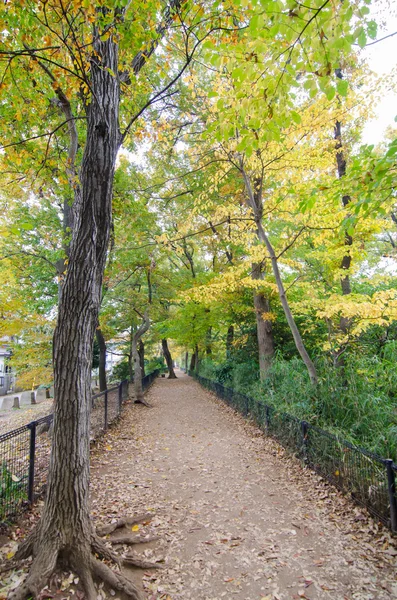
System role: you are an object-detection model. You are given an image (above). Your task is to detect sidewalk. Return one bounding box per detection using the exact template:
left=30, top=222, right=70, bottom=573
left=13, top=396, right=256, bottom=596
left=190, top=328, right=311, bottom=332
left=90, top=371, right=397, bottom=600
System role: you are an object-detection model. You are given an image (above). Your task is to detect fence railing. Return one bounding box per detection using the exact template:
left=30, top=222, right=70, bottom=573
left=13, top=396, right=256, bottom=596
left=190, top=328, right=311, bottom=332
left=0, top=371, right=159, bottom=522
left=190, top=372, right=397, bottom=532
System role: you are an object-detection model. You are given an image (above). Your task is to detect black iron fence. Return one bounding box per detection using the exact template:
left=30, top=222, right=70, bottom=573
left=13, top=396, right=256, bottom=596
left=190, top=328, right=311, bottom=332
left=190, top=372, right=397, bottom=532
left=0, top=371, right=159, bottom=523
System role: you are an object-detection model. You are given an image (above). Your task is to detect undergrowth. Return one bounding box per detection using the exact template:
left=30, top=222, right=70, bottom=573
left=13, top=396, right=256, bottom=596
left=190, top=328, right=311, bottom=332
left=197, top=348, right=397, bottom=461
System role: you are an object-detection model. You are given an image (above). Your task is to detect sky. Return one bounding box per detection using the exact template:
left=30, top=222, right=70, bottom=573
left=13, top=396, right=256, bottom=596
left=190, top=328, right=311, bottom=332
left=361, top=6, right=397, bottom=144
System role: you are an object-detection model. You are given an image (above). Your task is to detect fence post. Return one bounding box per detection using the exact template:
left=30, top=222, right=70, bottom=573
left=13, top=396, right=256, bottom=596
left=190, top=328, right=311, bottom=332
left=301, top=420, right=309, bottom=462
left=27, top=421, right=37, bottom=504
left=118, top=383, right=122, bottom=415
left=104, top=390, right=108, bottom=431
left=385, top=460, right=397, bottom=532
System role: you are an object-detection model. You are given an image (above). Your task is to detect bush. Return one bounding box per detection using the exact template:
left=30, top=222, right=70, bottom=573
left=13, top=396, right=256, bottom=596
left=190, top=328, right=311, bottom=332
left=198, top=353, right=397, bottom=461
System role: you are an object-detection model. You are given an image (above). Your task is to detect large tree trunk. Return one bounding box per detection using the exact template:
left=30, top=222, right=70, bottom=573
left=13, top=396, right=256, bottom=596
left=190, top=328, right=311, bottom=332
left=96, top=328, right=107, bottom=392
left=10, top=34, right=141, bottom=600
left=162, top=338, right=177, bottom=378
left=128, top=353, right=134, bottom=383
left=252, top=263, right=274, bottom=379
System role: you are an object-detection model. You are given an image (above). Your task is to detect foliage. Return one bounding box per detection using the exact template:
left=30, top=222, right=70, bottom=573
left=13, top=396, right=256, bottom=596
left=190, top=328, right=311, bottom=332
left=199, top=350, right=397, bottom=461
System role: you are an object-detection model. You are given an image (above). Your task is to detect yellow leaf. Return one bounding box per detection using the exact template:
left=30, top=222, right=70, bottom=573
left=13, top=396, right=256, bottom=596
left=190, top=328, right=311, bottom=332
left=131, top=524, right=140, bottom=532
left=7, top=551, right=15, bottom=559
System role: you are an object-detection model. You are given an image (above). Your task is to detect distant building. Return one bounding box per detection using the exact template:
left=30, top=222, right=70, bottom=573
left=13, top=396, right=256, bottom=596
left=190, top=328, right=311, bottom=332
left=0, top=342, right=13, bottom=395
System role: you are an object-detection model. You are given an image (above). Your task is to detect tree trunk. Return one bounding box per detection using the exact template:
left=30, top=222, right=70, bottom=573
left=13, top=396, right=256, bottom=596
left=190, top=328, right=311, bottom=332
left=334, top=69, right=352, bottom=366
left=138, top=340, right=145, bottom=378
left=185, top=351, right=188, bottom=372
left=252, top=263, right=274, bottom=379
left=240, top=168, right=317, bottom=385
left=9, top=34, right=139, bottom=600
left=257, top=222, right=318, bottom=384
left=189, top=350, right=196, bottom=372
left=226, top=325, right=234, bottom=359
left=205, top=326, right=212, bottom=356
left=162, top=338, right=177, bottom=378
left=128, top=353, right=134, bottom=383
left=132, top=311, right=150, bottom=403
left=96, top=328, right=107, bottom=392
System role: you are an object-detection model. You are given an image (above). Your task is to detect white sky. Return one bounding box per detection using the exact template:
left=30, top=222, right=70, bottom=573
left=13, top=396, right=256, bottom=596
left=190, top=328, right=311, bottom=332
left=361, top=6, right=397, bottom=144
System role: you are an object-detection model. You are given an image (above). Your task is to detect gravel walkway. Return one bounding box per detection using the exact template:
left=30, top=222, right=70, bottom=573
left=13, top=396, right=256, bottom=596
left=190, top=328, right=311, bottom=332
left=90, top=371, right=397, bottom=600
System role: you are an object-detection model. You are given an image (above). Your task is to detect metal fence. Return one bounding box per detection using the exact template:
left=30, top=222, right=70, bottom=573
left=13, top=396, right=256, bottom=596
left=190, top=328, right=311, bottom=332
left=190, top=372, right=397, bottom=532
left=0, top=371, right=159, bottom=523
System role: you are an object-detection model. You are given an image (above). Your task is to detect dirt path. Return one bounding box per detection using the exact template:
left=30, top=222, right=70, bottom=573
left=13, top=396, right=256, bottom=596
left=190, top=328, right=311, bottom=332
left=91, top=371, right=397, bottom=600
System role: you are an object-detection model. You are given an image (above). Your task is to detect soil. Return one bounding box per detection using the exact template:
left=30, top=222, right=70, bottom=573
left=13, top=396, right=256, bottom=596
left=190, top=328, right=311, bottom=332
left=1, top=371, right=396, bottom=599
left=91, top=371, right=397, bottom=600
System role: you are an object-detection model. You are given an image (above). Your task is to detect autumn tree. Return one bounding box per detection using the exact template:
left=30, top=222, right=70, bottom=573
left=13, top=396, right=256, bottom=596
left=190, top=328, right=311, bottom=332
left=0, top=1, right=246, bottom=597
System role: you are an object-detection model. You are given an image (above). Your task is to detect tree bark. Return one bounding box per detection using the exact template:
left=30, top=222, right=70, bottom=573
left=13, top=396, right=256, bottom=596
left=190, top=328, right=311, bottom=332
left=96, top=328, right=107, bottom=392
left=10, top=33, right=129, bottom=600
left=162, top=338, right=177, bottom=378
left=189, top=349, right=196, bottom=372
left=205, top=326, right=212, bottom=356
left=138, top=340, right=145, bottom=378
left=132, top=311, right=150, bottom=403
left=334, top=69, right=352, bottom=365
left=185, top=351, right=188, bottom=372
left=252, top=263, right=274, bottom=379
left=226, top=325, right=234, bottom=359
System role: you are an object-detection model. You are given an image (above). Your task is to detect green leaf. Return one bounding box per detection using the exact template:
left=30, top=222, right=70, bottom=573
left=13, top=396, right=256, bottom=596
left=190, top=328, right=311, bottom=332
left=357, top=28, right=367, bottom=48
left=336, top=79, right=348, bottom=97
left=325, top=86, right=336, bottom=101
left=367, top=20, right=377, bottom=40
left=20, top=222, right=34, bottom=231
left=291, top=111, right=301, bottom=125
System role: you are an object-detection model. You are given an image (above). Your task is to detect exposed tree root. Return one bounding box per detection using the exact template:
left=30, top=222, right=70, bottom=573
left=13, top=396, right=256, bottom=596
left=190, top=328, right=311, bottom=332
left=134, top=399, right=152, bottom=408
left=14, top=531, right=36, bottom=561
left=110, top=534, right=159, bottom=545
left=8, top=516, right=164, bottom=600
left=97, top=513, right=154, bottom=536
left=91, top=536, right=121, bottom=565
left=122, top=554, right=165, bottom=569
left=8, top=541, right=58, bottom=600
left=91, top=557, right=143, bottom=600
left=8, top=535, right=155, bottom=599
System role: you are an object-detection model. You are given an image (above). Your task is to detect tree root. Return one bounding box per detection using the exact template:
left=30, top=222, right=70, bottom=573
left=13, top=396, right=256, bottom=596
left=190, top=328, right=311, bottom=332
left=134, top=399, right=152, bottom=408
left=91, top=556, right=143, bottom=600
left=8, top=541, right=58, bottom=600
left=91, top=536, right=121, bottom=566
left=9, top=511, right=162, bottom=599
left=122, top=554, right=165, bottom=569
left=14, top=530, right=36, bottom=561
left=97, top=513, right=154, bottom=536
left=110, top=535, right=158, bottom=546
